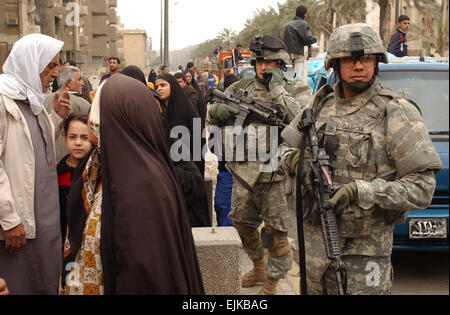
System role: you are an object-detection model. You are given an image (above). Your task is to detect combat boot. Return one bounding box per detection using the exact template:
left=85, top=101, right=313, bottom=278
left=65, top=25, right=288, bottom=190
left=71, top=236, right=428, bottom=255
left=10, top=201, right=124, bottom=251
left=257, top=277, right=279, bottom=295
left=242, top=258, right=266, bottom=287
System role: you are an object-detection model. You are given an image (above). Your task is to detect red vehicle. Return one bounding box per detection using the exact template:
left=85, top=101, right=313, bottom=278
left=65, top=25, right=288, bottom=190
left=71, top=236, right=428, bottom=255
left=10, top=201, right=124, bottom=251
left=217, top=50, right=251, bottom=81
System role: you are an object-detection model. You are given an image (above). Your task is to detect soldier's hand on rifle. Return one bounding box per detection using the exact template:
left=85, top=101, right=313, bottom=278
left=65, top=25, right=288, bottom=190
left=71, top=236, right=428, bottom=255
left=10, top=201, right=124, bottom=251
left=324, top=182, right=358, bottom=215
left=264, top=67, right=285, bottom=90
left=210, top=103, right=239, bottom=122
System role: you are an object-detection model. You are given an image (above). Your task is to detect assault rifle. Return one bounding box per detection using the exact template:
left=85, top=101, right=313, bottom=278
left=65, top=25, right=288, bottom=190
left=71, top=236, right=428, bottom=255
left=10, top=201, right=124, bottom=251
left=207, top=88, right=288, bottom=129
left=298, top=108, right=347, bottom=295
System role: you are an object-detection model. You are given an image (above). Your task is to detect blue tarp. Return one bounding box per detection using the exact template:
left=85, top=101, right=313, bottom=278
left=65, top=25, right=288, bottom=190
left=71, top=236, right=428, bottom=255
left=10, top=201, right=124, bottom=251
left=307, top=59, right=326, bottom=91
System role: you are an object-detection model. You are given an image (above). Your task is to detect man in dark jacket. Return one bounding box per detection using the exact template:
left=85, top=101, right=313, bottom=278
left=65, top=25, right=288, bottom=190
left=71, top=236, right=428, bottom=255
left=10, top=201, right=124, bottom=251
left=283, top=5, right=317, bottom=81
left=175, top=72, right=199, bottom=114
left=388, top=15, right=410, bottom=57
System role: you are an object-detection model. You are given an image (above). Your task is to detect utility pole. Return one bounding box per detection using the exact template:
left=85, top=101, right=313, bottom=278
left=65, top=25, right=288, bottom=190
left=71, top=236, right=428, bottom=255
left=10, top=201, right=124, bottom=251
left=164, top=0, right=169, bottom=68
left=160, top=0, right=163, bottom=66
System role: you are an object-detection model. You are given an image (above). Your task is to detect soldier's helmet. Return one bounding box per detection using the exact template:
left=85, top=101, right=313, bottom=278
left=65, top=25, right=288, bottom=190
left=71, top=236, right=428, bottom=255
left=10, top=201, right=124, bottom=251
left=325, top=23, right=388, bottom=70
left=250, top=35, right=291, bottom=69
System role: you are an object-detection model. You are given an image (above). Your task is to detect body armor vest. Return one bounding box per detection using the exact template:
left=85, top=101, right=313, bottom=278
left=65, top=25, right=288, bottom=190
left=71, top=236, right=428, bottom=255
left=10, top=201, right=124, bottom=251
left=309, top=83, right=408, bottom=237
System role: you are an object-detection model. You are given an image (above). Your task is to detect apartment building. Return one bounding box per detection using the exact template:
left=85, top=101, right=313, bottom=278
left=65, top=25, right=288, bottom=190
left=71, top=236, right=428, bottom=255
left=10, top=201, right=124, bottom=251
left=0, top=0, right=119, bottom=74
left=118, top=29, right=148, bottom=70
left=0, top=0, right=41, bottom=72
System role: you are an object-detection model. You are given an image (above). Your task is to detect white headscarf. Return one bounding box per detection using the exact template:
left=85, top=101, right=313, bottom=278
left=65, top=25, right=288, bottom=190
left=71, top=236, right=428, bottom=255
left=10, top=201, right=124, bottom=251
left=88, top=81, right=106, bottom=148
left=0, top=34, right=64, bottom=115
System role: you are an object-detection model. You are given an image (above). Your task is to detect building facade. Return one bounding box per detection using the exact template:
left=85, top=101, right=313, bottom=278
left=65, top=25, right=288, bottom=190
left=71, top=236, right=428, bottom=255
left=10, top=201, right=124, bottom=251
left=0, top=0, right=41, bottom=73
left=118, top=29, right=148, bottom=71
left=0, top=0, right=120, bottom=74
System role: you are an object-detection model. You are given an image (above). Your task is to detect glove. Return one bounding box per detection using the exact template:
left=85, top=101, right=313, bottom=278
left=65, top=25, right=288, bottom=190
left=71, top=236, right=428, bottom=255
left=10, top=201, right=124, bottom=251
left=209, top=103, right=239, bottom=122
left=324, top=182, right=358, bottom=215
left=264, top=67, right=285, bottom=89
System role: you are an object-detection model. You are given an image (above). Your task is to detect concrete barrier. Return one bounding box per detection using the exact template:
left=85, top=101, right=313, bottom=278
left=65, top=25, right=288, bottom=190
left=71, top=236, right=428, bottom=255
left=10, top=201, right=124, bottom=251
left=192, top=227, right=242, bottom=295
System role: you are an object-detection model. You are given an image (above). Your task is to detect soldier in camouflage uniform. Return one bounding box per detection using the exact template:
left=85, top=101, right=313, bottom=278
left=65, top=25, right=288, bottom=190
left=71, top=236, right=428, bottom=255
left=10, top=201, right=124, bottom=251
left=208, top=35, right=312, bottom=295
left=280, top=24, right=442, bottom=295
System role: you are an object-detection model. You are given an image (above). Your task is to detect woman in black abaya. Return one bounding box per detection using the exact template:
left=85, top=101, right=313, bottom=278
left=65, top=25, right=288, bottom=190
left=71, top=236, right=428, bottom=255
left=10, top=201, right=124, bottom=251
left=66, top=74, right=205, bottom=294
left=155, top=73, right=211, bottom=228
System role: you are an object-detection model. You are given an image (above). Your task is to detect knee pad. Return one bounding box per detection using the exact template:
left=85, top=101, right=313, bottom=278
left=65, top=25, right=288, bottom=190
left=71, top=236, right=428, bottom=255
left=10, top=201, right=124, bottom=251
left=264, top=225, right=292, bottom=258
left=234, top=223, right=261, bottom=251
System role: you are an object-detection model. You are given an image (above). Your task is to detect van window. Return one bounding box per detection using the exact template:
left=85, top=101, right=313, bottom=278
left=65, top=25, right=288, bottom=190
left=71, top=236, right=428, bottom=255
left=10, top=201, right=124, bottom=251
left=380, top=70, right=449, bottom=133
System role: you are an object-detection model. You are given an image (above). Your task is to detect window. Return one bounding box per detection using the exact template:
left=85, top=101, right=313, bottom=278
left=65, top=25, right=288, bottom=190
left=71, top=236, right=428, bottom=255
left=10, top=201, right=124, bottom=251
left=380, top=70, right=449, bottom=133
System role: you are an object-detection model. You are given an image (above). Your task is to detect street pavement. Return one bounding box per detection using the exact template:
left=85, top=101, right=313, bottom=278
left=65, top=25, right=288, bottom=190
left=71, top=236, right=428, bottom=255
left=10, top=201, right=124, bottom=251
left=239, top=249, right=300, bottom=295
left=206, top=157, right=301, bottom=296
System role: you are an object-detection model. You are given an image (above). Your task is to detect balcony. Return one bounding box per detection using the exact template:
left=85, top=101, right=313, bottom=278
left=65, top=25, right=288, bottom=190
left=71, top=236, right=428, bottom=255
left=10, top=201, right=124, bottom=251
left=107, top=45, right=118, bottom=58
left=108, top=8, right=117, bottom=25
left=91, top=0, right=108, bottom=15
left=108, top=0, right=117, bottom=8
left=79, top=35, right=89, bottom=46
left=62, top=38, right=75, bottom=51
left=79, top=5, right=88, bottom=16
left=92, top=36, right=107, bottom=56
left=108, top=26, right=117, bottom=41
left=91, top=16, right=108, bottom=35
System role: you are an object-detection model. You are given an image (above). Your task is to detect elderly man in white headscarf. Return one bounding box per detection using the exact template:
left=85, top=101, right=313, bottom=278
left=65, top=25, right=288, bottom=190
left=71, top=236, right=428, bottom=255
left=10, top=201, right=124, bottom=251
left=0, top=34, right=71, bottom=295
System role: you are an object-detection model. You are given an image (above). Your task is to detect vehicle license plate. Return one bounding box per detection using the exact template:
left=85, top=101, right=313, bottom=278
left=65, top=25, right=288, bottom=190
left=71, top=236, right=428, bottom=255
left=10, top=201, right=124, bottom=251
left=409, top=219, right=447, bottom=239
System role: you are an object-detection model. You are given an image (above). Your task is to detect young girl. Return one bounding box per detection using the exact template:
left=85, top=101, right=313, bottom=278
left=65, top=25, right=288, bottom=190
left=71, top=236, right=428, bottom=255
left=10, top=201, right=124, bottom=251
left=57, top=113, right=92, bottom=246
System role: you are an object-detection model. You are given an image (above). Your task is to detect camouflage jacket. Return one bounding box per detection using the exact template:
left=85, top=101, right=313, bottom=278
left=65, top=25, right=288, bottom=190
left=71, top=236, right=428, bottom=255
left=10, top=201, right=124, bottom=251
left=208, top=76, right=312, bottom=185
left=281, top=76, right=442, bottom=258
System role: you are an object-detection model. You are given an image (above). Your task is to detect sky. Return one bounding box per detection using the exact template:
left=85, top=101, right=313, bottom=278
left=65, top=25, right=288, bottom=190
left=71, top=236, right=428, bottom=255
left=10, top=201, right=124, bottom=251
left=117, top=0, right=288, bottom=51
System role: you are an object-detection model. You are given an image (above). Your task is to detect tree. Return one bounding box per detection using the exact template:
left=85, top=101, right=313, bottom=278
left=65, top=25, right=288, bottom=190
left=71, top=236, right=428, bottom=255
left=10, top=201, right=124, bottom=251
left=405, top=0, right=441, bottom=55
left=378, top=0, right=391, bottom=42
left=218, top=28, right=237, bottom=49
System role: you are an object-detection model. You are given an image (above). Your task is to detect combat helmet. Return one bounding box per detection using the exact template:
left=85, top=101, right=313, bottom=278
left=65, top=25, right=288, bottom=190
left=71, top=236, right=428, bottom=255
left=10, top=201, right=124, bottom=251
left=325, top=23, right=388, bottom=70
left=250, top=35, right=291, bottom=70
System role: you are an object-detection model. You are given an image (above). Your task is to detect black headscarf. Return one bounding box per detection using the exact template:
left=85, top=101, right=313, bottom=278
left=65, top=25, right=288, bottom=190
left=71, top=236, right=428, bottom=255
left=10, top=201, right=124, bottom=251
left=184, top=70, right=207, bottom=122
left=99, top=74, right=204, bottom=294
left=156, top=73, right=210, bottom=227
left=122, top=65, right=162, bottom=104
left=148, top=69, right=157, bottom=85
left=157, top=73, right=199, bottom=142
left=120, top=65, right=147, bottom=86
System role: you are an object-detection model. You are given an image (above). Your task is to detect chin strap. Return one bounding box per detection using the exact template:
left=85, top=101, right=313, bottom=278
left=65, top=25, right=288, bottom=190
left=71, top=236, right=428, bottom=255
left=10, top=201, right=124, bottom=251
left=335, top=63, right=379, bottom=93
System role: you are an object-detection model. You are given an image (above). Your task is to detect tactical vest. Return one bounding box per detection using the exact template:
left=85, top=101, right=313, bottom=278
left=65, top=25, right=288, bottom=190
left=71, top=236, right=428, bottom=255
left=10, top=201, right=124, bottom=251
left=311, top=85, right=409, bottom=237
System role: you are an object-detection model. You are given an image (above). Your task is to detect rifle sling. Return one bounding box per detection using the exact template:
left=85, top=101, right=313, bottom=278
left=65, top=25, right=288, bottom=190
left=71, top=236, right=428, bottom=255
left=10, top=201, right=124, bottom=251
left=296, top=128, right=308, bottom=296
left=226, top=165, right=276, bottom=197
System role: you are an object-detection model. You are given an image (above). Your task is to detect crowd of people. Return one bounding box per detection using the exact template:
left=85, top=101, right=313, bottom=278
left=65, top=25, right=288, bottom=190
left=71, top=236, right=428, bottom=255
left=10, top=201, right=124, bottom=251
left=0, top=34, right=213, bottom=295
left=0, top=4, right=442, bottom=296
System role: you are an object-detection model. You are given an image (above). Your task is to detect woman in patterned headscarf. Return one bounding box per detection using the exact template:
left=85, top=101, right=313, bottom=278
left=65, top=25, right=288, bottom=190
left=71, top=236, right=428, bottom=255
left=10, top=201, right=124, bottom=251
left=63, top=75, right=204, bottom=295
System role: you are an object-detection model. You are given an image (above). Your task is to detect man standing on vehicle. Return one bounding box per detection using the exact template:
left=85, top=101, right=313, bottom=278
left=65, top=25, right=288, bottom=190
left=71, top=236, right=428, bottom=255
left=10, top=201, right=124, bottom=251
left=283, top=5, right=317, bottom=81
left=280, top=24, right=441, bottom=295
left=208, top=35, right=312, bottom=295
left=388, top=15, right=410, bottom=58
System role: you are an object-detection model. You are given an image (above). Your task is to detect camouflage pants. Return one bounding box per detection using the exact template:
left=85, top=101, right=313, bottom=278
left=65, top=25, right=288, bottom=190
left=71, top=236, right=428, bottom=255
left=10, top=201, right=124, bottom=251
left=307, top=255, right=393, bottom=295
left=229, top=181, right=293, bottom=280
